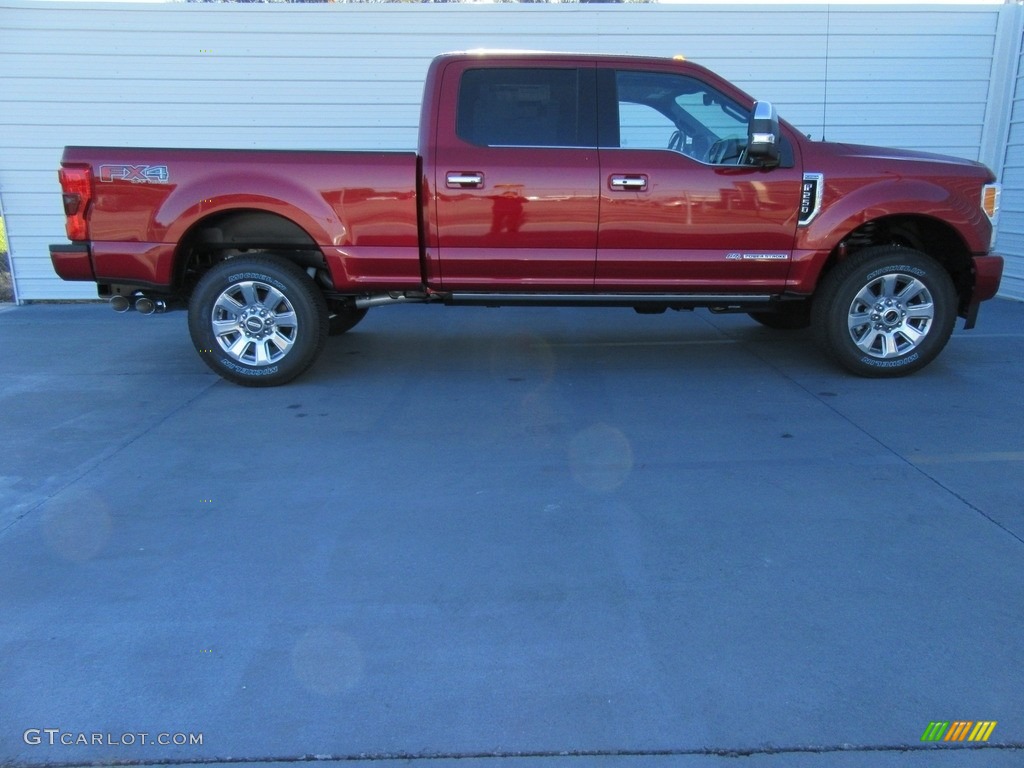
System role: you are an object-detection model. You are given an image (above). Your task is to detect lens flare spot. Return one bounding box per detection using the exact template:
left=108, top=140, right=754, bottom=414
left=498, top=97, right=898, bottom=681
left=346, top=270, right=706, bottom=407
left=291, top=628, right=364, bottom=697
left=568, top=423, right=634, bottom=492
left=41, top=492, right=112, bottom=562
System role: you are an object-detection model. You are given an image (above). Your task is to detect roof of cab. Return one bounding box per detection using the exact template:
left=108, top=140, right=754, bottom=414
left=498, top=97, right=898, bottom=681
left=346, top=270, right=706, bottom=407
left=434, top=50, right=697, bottom=68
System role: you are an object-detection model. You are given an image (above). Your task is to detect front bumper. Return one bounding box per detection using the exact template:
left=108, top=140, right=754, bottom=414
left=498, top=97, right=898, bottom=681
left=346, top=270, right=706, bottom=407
left=962, top=254, right=1004, bottom=330
left=972, top=254, right=1004, bottom=303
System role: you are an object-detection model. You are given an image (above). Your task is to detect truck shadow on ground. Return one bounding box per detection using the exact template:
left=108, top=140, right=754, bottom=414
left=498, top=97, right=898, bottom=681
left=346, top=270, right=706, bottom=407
left=312, top=310, right=835, bottom=383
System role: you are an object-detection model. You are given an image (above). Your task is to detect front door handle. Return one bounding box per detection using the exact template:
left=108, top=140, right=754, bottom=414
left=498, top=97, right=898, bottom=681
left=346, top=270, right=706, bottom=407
left=447, top=172, right=484, bottom=189
left=610, top=175, right=649, bottom=191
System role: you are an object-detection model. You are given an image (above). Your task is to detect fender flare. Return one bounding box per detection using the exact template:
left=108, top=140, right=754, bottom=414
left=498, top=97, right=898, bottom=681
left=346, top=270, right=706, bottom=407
left=156, top=171, right=343, bottom=248
left=796, top=177, right=982, bottom=256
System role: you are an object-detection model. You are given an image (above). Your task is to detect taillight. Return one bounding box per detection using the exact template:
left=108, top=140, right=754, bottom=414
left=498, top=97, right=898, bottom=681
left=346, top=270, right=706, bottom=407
left=58, top=165, right=93, bottom=241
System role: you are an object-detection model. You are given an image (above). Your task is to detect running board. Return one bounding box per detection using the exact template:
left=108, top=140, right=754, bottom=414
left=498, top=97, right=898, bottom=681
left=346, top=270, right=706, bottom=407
left=446, top=292, right=775, bottom=309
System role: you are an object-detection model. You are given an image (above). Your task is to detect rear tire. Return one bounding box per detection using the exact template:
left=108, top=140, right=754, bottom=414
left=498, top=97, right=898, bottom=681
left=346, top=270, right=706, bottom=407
left=811, top=246, right=956, bottom=377
left=188, top=254, right=328, bottom=386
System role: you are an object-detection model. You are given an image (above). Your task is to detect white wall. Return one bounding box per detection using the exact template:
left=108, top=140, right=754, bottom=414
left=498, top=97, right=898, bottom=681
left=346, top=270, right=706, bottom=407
left=0, top=1, right=1017, bottom=300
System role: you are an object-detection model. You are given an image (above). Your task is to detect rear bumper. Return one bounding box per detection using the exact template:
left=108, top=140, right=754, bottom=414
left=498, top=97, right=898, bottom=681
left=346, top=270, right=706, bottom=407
left=49, top=243, right=94, bottom=281
left=51, top=240, right=178, bottom=288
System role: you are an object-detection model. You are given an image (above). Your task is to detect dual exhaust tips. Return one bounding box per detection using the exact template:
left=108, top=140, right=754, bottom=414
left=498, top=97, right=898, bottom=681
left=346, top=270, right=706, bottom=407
left=109, top=295, right=167, bottom=315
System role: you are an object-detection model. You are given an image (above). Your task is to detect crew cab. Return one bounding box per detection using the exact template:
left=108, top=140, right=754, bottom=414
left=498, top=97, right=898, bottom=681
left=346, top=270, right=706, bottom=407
left=50, top=51, right=1004, bottom=385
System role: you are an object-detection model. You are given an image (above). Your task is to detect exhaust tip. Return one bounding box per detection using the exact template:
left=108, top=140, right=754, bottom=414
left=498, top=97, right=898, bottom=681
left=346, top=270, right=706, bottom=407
left=135, top=297, right=156, bottom=315
left=110, top=295, right=131, bottom=313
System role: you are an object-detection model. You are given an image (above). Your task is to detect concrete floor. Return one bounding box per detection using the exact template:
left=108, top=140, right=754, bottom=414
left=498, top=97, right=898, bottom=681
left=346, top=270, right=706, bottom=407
left=1, top=299, right=1022, bottom=767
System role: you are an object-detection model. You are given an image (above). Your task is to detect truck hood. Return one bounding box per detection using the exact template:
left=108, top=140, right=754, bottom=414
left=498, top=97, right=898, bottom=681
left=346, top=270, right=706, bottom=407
left=808, top=141, right=993, bottom=178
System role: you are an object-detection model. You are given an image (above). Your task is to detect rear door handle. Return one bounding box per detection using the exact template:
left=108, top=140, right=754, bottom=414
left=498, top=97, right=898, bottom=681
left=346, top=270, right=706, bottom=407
left=447, top=172, right=484, bottom=189
left=610, top=174, right=648, bottom=191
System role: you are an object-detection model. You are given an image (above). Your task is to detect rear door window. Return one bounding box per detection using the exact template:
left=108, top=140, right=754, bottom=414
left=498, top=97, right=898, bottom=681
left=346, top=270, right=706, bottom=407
left=457, top=68, right=590, bottom=148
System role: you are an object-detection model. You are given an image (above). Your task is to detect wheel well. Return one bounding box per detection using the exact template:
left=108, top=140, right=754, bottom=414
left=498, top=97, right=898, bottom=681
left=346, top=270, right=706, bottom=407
left=830, top=215, right=973, bottom=306
left=174, top=209, right=330, bottom=298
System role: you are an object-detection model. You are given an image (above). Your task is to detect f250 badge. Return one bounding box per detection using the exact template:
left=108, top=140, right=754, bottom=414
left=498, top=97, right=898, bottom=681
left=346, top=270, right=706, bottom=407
left=98, top=164, right=170, bottom=183
left=799, top=173, right=824, bottom=225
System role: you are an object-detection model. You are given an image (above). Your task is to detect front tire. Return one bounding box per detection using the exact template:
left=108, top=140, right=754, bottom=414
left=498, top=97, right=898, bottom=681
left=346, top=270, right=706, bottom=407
left=188, top=255, right=328, bottom=386
left=811, top=246, right=957, bottom=377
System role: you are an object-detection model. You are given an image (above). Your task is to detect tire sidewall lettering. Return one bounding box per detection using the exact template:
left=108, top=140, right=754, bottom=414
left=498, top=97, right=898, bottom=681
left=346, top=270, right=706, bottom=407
left=219, top=359, right=280, bottom=376
left=226, top=272, right=287, bottom=290
left=859, top=352, right=920, bottom=369
left=865, top=265, right=926, bottom=281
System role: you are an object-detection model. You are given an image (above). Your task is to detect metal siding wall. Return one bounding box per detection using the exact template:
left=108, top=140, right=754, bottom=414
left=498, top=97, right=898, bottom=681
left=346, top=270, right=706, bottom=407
left=0, top=1, right=1009, bottom=300
left=996, top=28, right=1024, bottom=301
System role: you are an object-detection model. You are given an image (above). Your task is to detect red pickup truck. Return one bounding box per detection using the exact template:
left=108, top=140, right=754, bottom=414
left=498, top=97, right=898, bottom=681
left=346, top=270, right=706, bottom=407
left=50, top=51, right=1003, bottom=386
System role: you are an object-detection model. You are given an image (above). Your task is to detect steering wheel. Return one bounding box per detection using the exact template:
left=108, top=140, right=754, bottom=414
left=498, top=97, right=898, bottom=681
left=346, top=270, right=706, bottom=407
left=667, top=130, right=684, bottom=152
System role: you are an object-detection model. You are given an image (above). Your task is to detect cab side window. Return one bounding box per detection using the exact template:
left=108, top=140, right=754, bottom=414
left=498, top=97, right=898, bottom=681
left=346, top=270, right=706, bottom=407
left=457, top=68, right=586, bottom=148
left=608, top=70, right=751, bottom=164
left=618, top=102, right=677, bottom=150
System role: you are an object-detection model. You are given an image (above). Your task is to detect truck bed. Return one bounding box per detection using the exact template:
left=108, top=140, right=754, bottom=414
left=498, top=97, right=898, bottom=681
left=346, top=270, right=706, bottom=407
left=58, top=146, right=422, bottom=291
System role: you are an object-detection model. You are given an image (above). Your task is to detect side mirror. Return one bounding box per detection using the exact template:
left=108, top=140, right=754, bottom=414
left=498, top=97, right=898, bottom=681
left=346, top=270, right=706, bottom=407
left=748, top=101, right=781, bottom=166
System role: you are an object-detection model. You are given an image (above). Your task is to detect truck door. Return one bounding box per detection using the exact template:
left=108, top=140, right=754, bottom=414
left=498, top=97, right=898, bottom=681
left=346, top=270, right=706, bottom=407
left=430, top=63, right=599, bottom=291
left=595, top=67, right=801, bottom=292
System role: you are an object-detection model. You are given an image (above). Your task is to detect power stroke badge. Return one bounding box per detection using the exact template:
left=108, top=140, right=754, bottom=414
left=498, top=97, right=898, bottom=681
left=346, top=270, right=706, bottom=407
left=725, top=252, right=789, bottom=261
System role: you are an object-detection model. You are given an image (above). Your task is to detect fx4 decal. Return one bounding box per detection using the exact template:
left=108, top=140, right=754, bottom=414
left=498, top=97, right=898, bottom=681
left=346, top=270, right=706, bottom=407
left=98, top=164, right=170, bottom=183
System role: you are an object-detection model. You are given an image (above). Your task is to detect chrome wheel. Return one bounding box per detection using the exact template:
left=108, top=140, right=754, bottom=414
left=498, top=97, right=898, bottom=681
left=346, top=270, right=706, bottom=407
left=211, top=280, right=299, bottom=366
left=847, top=273, right=934, bottom=358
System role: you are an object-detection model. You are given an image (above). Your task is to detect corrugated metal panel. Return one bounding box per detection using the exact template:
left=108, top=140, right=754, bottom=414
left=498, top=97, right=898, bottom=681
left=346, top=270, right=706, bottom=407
left=995, top=23, right=1024, bottom=301
left=0, top=1, right=1010, bottom=300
